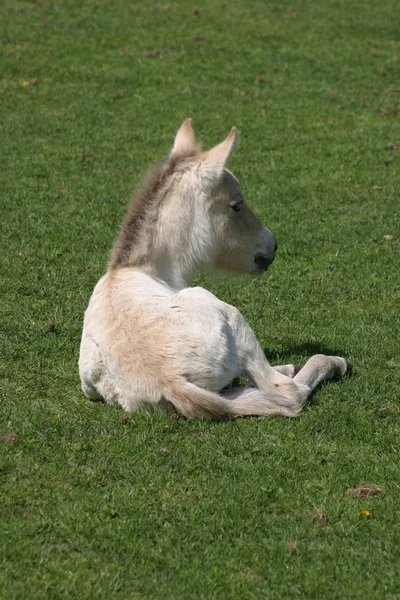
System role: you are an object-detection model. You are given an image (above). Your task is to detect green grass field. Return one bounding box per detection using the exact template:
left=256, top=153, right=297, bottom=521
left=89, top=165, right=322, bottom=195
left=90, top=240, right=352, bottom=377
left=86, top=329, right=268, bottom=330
left=1, top=0, right=399, bottom=598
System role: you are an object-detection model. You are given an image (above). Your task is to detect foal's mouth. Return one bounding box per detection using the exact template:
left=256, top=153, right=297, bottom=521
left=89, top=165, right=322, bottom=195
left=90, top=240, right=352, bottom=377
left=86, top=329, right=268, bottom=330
left=254, top=253, right=274, bottom=273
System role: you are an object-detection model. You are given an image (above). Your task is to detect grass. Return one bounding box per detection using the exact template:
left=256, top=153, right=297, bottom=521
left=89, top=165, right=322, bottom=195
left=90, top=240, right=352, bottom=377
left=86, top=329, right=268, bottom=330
left=1, top=0, right=399, bottom=598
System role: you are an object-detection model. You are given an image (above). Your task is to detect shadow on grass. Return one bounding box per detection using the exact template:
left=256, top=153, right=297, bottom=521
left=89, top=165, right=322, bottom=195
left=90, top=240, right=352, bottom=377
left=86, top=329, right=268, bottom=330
left=264, top=341, right=351, bottom=363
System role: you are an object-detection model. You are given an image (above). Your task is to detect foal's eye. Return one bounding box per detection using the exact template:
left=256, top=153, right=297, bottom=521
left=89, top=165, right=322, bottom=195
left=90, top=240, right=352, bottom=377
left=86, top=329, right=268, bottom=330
left=230, top=203, right=241, bottom=213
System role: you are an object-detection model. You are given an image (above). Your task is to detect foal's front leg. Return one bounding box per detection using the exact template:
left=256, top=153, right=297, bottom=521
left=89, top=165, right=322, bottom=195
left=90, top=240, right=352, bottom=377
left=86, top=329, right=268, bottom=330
left=247, top=354, right=351, bottom=416
left=292, top=354, right=351, bottom=391
left=273, top=364, right=303, bottom=378
left=225, top=305, right=351, bottom=416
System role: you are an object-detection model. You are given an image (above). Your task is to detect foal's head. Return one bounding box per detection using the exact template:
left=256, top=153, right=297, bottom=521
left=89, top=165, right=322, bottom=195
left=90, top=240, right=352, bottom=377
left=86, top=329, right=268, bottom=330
left=111, top=119, right=277, bottom=284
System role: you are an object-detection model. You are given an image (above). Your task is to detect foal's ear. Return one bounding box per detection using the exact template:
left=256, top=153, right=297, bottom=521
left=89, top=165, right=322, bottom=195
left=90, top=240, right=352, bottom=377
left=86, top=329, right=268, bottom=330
left=170, top=118, right=196, bottom=158
left=204, top=127, right=238, bottom=174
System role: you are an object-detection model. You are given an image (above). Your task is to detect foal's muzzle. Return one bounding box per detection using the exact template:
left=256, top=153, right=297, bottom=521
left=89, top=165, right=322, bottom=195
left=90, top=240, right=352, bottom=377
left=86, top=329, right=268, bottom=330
left=254, top=237, right=278, bottom=273
left=254, top=253, right=275, bottom=272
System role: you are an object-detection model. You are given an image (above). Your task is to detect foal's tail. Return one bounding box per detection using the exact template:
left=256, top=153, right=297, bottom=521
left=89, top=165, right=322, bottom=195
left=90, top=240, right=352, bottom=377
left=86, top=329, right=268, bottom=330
left=163, top=378, right=303, bottom=420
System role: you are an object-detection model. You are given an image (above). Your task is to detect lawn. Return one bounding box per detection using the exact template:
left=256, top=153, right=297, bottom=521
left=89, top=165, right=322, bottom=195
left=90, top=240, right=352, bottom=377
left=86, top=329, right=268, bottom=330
left=1, top=0, right=399, bottom=598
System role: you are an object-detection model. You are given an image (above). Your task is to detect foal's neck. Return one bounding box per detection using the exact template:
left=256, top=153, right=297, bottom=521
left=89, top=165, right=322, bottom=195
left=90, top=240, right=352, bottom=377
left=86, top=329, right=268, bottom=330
left=146, top=257, right=196, bottom=292
left=141, top=192, right=207, bottom=291
left=112, top=179, right=209, bottom=291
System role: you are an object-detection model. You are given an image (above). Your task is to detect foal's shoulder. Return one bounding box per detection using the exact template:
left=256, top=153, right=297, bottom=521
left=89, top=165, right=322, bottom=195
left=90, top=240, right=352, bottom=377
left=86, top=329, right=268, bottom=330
left=177, top=285, right=218, bottom=301
left=172, top=285, right=233, bottom=312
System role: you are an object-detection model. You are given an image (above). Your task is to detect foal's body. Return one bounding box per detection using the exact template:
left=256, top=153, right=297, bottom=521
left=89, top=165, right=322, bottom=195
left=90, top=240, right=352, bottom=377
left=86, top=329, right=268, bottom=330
left=80, top=120, right=350, bottom=419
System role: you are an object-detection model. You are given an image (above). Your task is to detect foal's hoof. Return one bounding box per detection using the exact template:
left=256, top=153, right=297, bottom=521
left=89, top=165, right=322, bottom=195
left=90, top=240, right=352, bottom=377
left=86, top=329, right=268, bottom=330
left=346, top=362, right=353, bottom=375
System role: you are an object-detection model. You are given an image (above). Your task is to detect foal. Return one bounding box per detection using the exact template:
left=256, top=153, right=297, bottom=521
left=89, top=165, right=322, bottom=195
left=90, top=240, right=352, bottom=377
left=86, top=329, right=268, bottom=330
left=79, top=119, right=350, bottom=419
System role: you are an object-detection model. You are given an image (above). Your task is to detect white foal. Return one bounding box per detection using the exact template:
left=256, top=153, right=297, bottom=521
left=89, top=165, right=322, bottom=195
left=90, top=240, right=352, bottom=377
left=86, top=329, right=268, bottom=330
left=79, top=119, right=351, bottom=419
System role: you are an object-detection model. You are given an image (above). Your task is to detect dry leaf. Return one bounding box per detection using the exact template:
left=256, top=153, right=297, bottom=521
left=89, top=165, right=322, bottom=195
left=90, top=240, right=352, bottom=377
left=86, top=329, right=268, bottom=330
left=313, top=508, right=328, bottom=525
left=192, top=36, right=204, bottom=43
left=192, top=7, right=199, bottom=15
left=347, top=484, right=382, bottom=499
left=383, top=235, right=393, bottom=241
left=54, top=188, right=67, bottom=198
left=256, top=76, right=266, bottom=83
left=387, top=142, right=399, bottom=150
left=288, top=540, right=297, bottom=553
left=379, top=109, right=390, bottom=116
left=371, top=185, right=383, bottom=191
left=82, top=151, right=94, bottom=162
left=160, top=447, right=173, bottom=455
left=1, top=433, right=19, bottom=442
left=143, top=49, right=160, bottom=58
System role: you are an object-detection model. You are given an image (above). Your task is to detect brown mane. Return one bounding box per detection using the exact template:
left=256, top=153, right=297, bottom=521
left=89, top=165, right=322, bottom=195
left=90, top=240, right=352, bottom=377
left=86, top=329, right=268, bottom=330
left=109, top=148, right=200, bottom=270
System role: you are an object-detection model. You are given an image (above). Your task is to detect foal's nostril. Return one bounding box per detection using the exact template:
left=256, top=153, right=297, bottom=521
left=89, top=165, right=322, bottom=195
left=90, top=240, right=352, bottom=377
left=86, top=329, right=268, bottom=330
left=274, top=240, right=278, bottom=252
